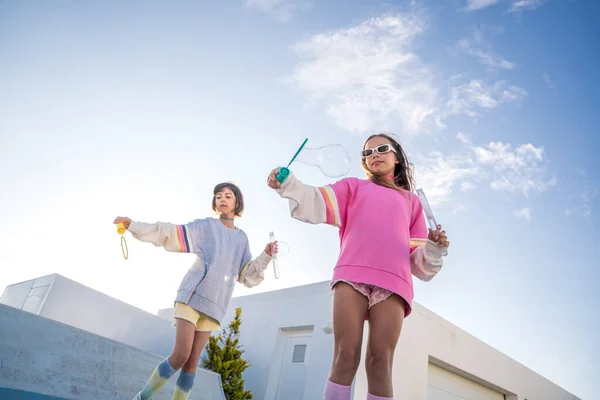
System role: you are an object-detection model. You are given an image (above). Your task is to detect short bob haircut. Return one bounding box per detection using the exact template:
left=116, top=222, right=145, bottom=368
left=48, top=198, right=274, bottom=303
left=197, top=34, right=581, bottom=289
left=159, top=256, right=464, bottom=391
left=212, top=182, right=244, bottom=217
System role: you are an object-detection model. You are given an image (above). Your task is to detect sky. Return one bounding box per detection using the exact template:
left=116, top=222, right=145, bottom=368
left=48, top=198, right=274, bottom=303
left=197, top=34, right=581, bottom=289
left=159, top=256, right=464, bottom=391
left=0, top=0, right=598, bottom=398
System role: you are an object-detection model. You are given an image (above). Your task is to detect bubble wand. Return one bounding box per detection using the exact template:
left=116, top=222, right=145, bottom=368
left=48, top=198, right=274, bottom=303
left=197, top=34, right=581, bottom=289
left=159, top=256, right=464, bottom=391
left=117, top=222, right=129, bottom=260
left=276, top=138, right=308, bottom=183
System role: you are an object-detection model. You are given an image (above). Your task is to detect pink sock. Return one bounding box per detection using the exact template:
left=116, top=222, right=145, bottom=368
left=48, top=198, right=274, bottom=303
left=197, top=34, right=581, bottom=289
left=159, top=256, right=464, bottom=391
left=324, top=380, right=351, bottom=400
left=367, top=394, right=393, bottom=400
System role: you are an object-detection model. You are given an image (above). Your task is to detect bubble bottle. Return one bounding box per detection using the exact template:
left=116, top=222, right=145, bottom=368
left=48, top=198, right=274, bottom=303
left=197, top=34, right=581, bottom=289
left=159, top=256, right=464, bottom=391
left=268, top=231, right=290, bottom=279
left=413, top=189, right=448, bottom=257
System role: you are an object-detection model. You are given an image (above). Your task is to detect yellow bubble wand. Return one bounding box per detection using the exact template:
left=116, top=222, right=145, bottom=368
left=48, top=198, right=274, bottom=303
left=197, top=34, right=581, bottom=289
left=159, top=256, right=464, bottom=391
left=117, top=222, right=129, bottom=260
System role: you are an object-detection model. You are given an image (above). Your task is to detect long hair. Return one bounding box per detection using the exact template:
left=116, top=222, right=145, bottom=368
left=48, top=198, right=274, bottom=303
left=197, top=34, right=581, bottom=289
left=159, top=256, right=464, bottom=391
left=361, top=133, right=415, bottom=193
left=212, top=182, right=244, bottom=217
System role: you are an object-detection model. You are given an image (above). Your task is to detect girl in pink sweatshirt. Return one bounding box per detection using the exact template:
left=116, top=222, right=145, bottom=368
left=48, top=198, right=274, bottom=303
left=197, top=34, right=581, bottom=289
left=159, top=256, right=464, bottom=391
left=267, top=133, right=450, bottom=400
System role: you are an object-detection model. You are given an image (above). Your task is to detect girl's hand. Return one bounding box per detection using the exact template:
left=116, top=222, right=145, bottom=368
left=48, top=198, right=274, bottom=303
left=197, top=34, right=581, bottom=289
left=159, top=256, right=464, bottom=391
left=428, top=225, right=450, bottom=248
left=267, top=168, right=281, bottom=189
left=113, top=216, right=131, bottom=230
left=265, top=241, right=278, bottom=257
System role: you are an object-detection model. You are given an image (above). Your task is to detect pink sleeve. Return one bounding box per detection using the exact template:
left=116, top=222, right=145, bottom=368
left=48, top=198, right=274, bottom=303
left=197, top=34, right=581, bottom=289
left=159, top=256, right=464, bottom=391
left=320, top=178, right=356, bottom=227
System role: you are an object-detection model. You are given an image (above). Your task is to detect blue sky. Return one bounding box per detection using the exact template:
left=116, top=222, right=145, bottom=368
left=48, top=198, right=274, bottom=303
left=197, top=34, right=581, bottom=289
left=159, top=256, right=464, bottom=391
left=0, top=0, right=597, bottom=398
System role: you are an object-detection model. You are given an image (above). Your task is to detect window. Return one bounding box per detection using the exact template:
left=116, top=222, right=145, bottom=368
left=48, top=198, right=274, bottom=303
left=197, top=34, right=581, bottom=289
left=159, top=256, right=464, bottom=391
left=291, top=344, right=307, bottom=363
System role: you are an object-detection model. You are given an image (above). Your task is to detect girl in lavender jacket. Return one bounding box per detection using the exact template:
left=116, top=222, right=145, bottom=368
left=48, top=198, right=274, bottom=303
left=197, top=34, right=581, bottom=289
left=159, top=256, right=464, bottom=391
left=114, top=182, right=277, bottom=400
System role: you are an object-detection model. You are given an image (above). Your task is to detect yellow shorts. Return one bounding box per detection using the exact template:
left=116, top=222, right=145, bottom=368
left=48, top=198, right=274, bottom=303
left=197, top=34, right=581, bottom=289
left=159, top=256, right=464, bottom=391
left=173, top=302, right=221, bottom=332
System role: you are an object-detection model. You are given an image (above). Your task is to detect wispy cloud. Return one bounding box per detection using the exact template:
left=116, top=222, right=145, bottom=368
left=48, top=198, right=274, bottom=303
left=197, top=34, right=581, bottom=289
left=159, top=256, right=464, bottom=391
left=566, top=187, right=599, bottom=218
left=454, top=28, right=517, bottom=70
left=514, top=207, right=532, bottom=221
left=464, top=0, right=504, bottom=11
left=473, top=141, right=555, bottom=196
left=508, top=0, right=546, bottom=13
left=413, top=151, right=480, bottom=205
left=542, top=73, right=554, bottom=89
left=414, top=134, right=554, bottom=206
left=287, top=13, right=437, bottom=134
left=446, top=80, right=527, bottom=118
left=246, top=0, right=311, bottom=21
left=287, top=12, right=527, bottom=134
left=461, top=181, right=477, bottom=192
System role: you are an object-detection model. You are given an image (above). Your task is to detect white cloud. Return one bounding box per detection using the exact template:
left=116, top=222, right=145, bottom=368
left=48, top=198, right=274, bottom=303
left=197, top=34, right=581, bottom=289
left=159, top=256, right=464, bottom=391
left=461, top=181, right=477, bottom=192
left=288, top=12, right=527, bottom=134
left=567, top=188, right=599, bottom=218
left=473, top=141, right=555, bottom=196
left=514, top=207, right=532, bottom=221
left=288, top=13, right=438, bottom=134
left=454, top=29, right=517, bottom=70
left=542, top=73, right=554, bottom=89
left=446, top=80, right=527, bottom=118
left=413, top=136, right=554, bottom=206
left=465, top=0, right=504, bottom=11
left=246, top=0, right=311, bottom=21
left=508, top=0, right=545, bottom=13
left=413, top=151, right=480, bottom=205
left=456, top=132, right=471, bottom=144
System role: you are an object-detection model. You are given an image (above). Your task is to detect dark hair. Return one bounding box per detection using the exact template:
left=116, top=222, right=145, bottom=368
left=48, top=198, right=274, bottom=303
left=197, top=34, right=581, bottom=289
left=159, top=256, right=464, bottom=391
left=212, top=182, right=244, bottom=217
left=361, top=133, right=415, bottom=193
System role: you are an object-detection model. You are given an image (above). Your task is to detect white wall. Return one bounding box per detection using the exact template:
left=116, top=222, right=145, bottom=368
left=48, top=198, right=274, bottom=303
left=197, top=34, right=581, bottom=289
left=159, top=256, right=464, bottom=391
left=1, top=274, right=176, bottom=357
left=352, top=302, right=581, bottom=400
left=0, top=274, right=54, bottom=313
left=222, top=281, right=337, bottom=400
left=224, top=281, right=580, bottom=400
left=0, top=303, right=226, bottom=400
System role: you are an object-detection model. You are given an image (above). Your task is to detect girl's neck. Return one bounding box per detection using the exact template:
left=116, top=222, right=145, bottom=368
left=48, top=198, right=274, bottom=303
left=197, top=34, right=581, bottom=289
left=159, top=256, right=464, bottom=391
left=219, top=214, right=236, bottom=229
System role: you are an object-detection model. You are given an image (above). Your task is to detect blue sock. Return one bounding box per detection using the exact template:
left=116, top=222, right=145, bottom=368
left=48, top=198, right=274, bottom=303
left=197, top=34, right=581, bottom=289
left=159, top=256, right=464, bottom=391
left=138, top=358, right=177, bottom=400
left=172, top=371, right=196, bottom=399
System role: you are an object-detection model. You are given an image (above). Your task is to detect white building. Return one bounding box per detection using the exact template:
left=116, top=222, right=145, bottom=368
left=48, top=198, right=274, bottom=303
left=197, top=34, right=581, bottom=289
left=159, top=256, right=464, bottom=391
left=212, top=281, right=579, bottom=400
left=0, top=273, right=176, bottom=356
left=0, top=273, right=226, bottom=399
left=1, top=274, right=581, bottom=400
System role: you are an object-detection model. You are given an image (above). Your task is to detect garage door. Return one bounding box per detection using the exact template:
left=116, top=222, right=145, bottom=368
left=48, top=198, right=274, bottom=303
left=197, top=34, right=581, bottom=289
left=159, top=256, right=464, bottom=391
left=427, top=363, right=505, bottom=400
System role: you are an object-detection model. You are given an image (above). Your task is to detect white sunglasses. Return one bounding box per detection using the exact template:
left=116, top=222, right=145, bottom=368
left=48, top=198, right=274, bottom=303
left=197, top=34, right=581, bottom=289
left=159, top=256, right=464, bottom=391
left=361, top=144, right=397, bottom=158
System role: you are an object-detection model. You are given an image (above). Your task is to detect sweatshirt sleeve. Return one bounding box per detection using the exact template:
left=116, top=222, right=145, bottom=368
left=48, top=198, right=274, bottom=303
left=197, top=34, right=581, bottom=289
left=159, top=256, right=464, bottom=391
left=408, top=195, right=444, bottom=282
left=127, top=219, right=205, bottom=253
left=275, top=171, right=354, bottom=228
left=237, top=239, right=272, bottom=288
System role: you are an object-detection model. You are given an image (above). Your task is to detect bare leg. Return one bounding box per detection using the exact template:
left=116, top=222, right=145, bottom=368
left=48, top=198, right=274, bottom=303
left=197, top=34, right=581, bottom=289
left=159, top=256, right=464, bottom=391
left=136, top=319, right=196, bottom=400
left=168, top=318, right=197, bottom=370
left=172, top=330, right=211, bottom=399
left=328, top=282, right=369, bottom=385
left=182, top=330, right=211, bottom=373
left=365, top=295, right=406, bottom=397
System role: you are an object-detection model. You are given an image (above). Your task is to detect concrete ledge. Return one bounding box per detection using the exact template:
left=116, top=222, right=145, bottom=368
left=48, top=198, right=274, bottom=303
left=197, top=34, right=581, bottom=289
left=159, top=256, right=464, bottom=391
left=0, top=304, right=225, bottom=400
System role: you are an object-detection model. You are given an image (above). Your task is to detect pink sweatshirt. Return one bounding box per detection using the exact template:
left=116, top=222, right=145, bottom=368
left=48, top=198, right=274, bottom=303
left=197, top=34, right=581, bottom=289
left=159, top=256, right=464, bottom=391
left=276, top=172, right=444, bottom=316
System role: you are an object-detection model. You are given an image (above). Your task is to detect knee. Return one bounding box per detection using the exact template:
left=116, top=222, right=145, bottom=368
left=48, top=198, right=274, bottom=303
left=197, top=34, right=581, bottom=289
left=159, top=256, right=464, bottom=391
left=365, top=351, right=393, bottom=382
left=183, top=353, right=201, bottom=372
left=333, top=346, right=361, bottom=376
left=169, top=350, right=191, bottom=370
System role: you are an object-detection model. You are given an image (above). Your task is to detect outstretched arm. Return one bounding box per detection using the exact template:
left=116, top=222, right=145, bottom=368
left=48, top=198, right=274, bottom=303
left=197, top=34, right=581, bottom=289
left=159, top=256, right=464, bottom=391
left=267, top=168, right=349, bottom=227
left=113, top=216, right=197, bottom=253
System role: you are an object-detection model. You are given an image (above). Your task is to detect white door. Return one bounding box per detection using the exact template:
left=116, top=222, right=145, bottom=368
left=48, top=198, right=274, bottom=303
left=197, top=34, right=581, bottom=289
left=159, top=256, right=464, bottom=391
left=276, top=333, right=311, bottom=400
left=428, top=363, right=505, bottom=400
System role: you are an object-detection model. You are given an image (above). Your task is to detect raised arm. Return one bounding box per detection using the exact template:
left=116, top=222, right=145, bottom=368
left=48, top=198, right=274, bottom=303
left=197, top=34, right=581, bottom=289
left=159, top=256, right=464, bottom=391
left=268, top=168, right=352, bottom=228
